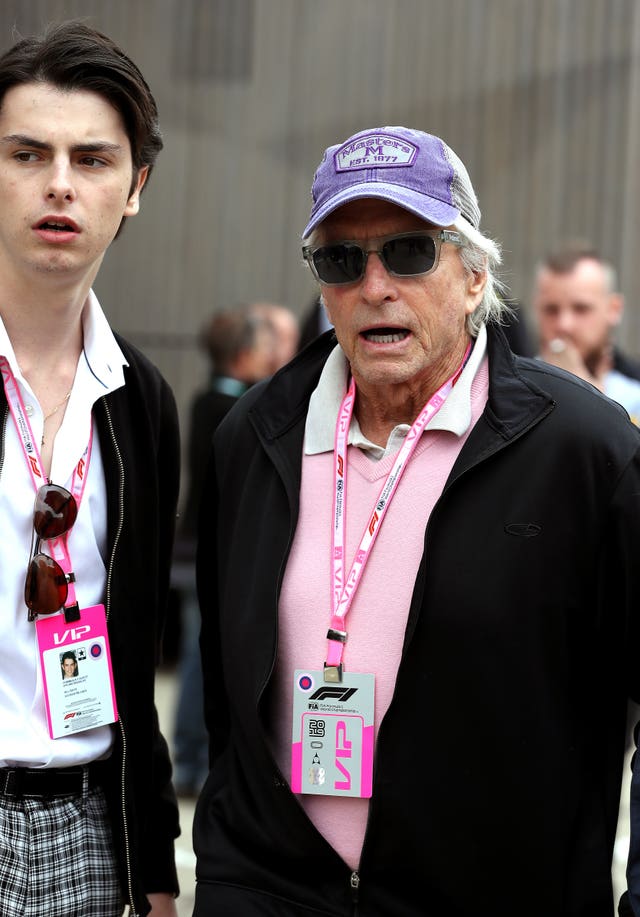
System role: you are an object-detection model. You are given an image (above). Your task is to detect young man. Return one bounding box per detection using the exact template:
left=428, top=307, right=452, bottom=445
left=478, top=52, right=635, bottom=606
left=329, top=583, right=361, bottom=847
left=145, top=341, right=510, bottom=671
left=0, top=21, right=179, bottom=917
left=194, top=126, right=640, bottom=915
left=60, top=651, right=79, bottom=680
left=532, top=240, right=640, bottom=424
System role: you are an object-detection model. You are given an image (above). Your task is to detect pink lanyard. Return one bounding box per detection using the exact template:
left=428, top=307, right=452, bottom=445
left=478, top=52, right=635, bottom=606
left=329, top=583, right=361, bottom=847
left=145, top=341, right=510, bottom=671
left=325, top=344, right=470, bottom=681
left=0, top=356, right=92, bottom=616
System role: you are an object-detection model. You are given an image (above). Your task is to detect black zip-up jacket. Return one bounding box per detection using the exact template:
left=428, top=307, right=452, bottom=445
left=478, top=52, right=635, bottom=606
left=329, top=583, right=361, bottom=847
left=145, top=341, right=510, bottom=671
left=1, top=336, right=181, bottom=917
left=194, top=325, right=640, bottom=917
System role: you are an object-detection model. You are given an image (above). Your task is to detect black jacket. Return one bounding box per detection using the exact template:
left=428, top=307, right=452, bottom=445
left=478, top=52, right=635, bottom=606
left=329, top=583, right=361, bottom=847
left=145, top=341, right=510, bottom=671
left=1, top=336, right=181, bottom=917
left=181, top=381, right=242, bottom=540
left=195, top=325, right=640, bottom=917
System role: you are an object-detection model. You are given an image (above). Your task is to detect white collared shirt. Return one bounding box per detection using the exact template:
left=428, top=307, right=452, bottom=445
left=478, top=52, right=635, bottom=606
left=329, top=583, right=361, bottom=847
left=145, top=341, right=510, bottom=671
left=0, top=290, right=127, bottom=767
left=304, top=324, right=488, bottom=457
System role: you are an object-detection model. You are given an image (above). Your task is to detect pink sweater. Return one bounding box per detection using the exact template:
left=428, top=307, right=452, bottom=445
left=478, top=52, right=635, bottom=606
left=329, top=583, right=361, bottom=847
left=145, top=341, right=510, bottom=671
left=269, top=359, right=489, bottom=869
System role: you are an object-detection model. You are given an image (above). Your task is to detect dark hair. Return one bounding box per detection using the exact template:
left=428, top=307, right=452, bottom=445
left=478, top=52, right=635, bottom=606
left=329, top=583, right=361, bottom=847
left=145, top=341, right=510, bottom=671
left=0, top=19, right=162, bottom=190
left=541, top=240, right=602, bottom=274
left=200, top=305, right=268, bottom=375
left=61, top=651, right=77, bottom=666
left=538, top=240, right=617, bottom=294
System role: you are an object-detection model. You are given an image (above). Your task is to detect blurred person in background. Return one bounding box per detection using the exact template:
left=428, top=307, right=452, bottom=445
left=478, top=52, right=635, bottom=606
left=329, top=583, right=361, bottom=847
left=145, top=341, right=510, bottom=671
left=533, top=240, right=640, bottom=424
left=180, top=306, right=276, bottom=536
left=192, top=125, right=640, bottom=916
left=298, top=294, right=334, bottom=351
left=250, top=301, right=300, bottom=372
left=172, top=305, right=277, bottom=797
left=0, top=20, right=180, bottom=917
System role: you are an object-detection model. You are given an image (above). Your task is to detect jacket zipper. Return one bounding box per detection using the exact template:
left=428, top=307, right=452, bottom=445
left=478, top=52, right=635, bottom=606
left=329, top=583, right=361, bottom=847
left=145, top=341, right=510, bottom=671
left=255, top=421, right=361, bottom=912
left=102, top=397, right=125, bottom=626
left=0, top=403, right=8, bottom=480
left=350, top=869, right=360, bottom=903
left=102, top=398, right=138, bottom=914
left=118, top=720, right=137, bottom=914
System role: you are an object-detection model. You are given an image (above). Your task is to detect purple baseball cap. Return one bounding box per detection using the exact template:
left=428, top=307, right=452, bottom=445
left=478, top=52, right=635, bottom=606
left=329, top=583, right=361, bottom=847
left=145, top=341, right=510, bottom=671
left=302, top=126, right=481, bottom=238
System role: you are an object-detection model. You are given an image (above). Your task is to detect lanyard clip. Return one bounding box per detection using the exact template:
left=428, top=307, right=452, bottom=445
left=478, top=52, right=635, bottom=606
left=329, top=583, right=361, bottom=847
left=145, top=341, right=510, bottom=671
left=327, top=627, right=347, bottom=644
left=63, top=602, right=81, bottom=624
left=323, top=663, right=343, bottom=683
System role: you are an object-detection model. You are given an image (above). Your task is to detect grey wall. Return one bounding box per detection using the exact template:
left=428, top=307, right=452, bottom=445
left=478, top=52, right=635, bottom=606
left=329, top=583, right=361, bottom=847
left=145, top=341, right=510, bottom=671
left=3, top=0, right=640, bottom=498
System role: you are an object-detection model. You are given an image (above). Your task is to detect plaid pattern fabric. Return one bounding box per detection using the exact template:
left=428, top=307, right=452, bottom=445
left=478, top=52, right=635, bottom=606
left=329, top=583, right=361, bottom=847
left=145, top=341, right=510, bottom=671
left=0, top=775, right=124, bottom=917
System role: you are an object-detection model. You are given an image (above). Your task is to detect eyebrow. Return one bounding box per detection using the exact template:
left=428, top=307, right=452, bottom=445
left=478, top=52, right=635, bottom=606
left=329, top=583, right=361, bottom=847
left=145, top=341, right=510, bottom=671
left=0, top=134, right=125, bottom=154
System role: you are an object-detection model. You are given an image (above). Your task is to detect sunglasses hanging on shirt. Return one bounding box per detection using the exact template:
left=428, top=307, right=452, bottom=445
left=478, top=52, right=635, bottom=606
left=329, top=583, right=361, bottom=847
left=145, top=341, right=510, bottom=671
left=24, top=483, right=79, bottom=621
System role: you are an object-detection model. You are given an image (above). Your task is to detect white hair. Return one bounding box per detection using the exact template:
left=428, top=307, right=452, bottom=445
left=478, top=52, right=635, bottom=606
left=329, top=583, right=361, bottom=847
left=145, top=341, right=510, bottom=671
left=453, top=216, right=511, bottom=336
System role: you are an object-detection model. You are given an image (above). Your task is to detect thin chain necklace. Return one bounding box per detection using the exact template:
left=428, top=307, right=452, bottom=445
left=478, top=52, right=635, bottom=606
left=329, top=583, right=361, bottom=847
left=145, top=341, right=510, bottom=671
left=41, top=390, right=72, bottom=446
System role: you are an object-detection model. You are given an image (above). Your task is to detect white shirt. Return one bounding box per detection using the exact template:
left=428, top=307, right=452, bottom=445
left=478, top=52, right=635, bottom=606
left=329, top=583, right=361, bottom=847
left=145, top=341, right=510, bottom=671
left=0, top=290, right=127, bottom=768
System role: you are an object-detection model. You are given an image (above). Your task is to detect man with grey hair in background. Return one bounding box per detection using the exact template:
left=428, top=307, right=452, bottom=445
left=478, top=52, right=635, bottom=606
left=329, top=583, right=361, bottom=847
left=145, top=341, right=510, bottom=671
left=249, top=301, right=301, bottom=374
left=193, top=126, right=640, bottom=916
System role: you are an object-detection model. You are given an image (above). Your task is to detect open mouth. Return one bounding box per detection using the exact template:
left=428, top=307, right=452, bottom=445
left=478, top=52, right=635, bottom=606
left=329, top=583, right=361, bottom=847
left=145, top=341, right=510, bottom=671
left=361, top=328, right=410, bottom=344
left=38, top=220, right=76, bottom=232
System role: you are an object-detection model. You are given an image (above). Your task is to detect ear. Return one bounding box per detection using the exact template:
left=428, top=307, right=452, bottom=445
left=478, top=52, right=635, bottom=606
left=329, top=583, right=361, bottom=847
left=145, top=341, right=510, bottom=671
left=608, top=292, right=624, bottom=327
left=123, top=166, right=149, bottom=217
left=319, top=293, right=334, bottom=326
left=465, top=269, right=487, bottom=316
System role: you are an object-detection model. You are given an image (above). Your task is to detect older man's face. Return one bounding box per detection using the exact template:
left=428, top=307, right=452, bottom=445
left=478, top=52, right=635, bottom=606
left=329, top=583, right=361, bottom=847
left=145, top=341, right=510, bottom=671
left=317, top=199, right=484, bottom=406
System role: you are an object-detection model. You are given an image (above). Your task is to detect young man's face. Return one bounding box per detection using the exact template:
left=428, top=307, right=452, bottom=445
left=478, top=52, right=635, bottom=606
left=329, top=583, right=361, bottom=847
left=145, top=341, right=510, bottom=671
left=533, top=258, right=622, bottom=366
left=0, top=81, right=147, bottom=286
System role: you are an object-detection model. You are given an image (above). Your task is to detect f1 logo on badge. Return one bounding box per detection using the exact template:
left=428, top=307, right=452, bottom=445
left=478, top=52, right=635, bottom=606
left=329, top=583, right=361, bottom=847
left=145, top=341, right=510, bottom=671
left=309, top=687, right=358, bottom=702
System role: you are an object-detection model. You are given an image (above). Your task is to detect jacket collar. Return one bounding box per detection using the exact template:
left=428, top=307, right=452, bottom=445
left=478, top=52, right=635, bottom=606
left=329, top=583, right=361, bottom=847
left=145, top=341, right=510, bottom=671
left=445, top=323, right=555, bottom=484
left=484, top=323, right=554, bottom=435
left=249, top=323, right=554, bottom=453
left=248, top=330, right=338, bottom=444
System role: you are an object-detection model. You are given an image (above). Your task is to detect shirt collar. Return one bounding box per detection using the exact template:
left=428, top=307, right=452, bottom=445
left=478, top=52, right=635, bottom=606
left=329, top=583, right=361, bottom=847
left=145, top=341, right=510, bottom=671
left=80, top=289, right=128, bottom=392
left=0, top=290, right=128, bottom=486
left=210, top=375, right=248, bottom=398
left=0, top=289, right=128, bottom=395
left=305, top=324, right=488, bottom=458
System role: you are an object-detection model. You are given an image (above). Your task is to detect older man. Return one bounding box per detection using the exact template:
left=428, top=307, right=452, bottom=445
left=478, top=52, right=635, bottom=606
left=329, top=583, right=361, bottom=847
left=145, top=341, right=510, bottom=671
left=194, top=126, right=640, bottom=916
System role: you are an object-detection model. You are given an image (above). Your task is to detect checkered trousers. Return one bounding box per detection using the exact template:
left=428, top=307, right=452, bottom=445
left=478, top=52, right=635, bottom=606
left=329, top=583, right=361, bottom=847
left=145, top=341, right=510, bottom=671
left=0, top=779, right=124, bottom=917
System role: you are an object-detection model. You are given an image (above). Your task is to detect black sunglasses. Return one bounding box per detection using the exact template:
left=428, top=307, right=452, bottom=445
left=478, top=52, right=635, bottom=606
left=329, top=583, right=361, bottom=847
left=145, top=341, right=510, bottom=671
left=302, top=229, right=464, bottom=286
left=24, top=483, right=78, bottom=621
